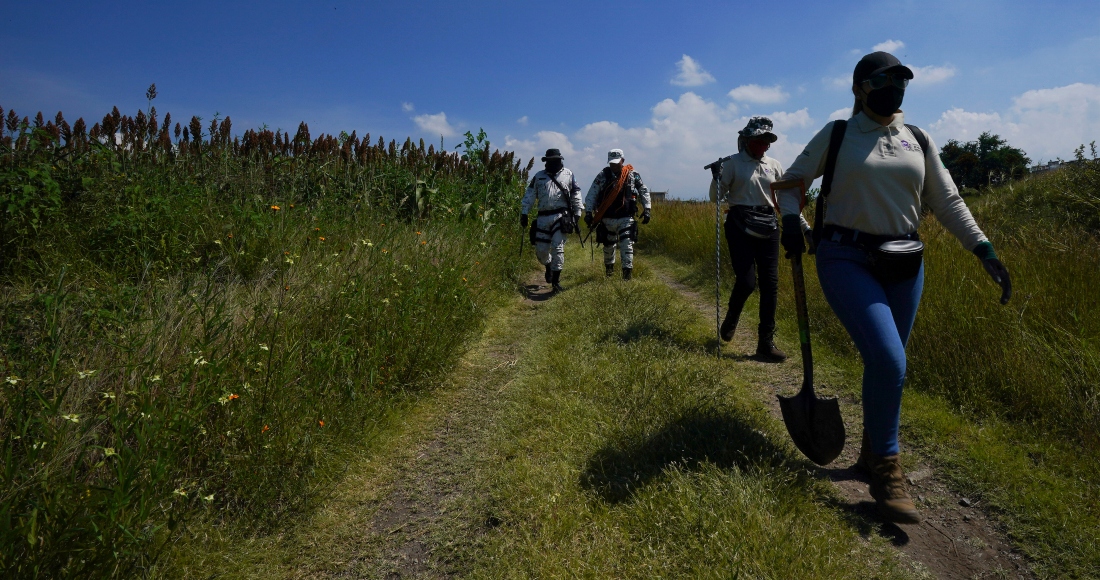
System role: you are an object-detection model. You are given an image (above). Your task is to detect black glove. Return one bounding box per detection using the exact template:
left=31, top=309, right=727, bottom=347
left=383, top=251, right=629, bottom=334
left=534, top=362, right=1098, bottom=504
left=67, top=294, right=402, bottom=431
left=780, top=215, right=804, bottom=258
left=641, top=208, right=651, bottom=224
left=520, top=214, right=528, bottom=228
left=584, top=212, right=593, bottom=228
left=804, top=229, right=815, bottom=255
left=981, top=258, right=1012, bottom=304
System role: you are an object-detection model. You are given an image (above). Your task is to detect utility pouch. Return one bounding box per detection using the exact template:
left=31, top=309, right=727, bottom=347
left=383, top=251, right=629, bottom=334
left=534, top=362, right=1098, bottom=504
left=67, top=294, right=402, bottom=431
left=730, top=205, right=778, bottom=239
left=561, top=217, right=574, bottom=235
left=869, top=240, right=924, bottom=284
left=596, top=222, right=609, bottom=245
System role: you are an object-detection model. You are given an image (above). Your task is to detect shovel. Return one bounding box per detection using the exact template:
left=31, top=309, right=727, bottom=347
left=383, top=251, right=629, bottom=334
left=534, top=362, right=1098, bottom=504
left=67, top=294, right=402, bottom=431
left=771, top=179, right=845, bottom=466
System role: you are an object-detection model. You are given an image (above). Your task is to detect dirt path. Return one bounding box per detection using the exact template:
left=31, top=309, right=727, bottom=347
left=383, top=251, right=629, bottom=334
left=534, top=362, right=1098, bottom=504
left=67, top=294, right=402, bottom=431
left=651, top=266, right=1033, bottom=580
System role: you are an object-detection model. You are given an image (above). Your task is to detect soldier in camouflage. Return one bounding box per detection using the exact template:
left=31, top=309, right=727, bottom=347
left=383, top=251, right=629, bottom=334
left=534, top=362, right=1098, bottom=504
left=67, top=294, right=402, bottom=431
left=520, top=148, right=584, bottom=293
left=583, top=149, right=652, bottom=280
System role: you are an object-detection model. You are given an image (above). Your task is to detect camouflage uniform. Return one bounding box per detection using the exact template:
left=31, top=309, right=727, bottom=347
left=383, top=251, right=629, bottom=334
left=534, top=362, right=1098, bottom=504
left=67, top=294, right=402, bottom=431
left=584, top=150, right=651, bottom=273
left=521, top=167, right=583, bottom=273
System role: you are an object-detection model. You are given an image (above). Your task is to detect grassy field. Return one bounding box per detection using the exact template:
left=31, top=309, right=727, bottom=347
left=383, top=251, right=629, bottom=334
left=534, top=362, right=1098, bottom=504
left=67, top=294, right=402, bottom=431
left=640, top=163, right=1100, bottom=577
left=0, top=106, right=529, bottom=576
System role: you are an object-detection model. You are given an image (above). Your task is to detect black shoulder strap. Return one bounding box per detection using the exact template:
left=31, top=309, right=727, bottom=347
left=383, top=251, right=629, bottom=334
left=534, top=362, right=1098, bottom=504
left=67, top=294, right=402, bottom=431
left=813, top=120, right=848, bottom=246
left=545, top=172, right=578, bottom=222
left=905, top=124, right=929, bottom=155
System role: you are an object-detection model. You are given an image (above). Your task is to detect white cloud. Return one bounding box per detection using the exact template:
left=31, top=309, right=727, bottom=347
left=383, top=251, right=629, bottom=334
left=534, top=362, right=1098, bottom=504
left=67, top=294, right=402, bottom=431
left=401, top=102, right=415, bottom=112
left=505, top=92, right=814, bottom=200
left=911, top=64, right=956, bottom=85
left=728, top=84, right=789, bottom=104
left=412, top=112, right=456, bottom=138
left=873, top=39, right=905, bottom=53
left=769, top=108, right=813, bottom=130
left=517, top=115, right=528, bottom=126
left=828, top=107, right=851, bottom=121
left=826, top=75, right=852, bottom=90
left=671, top=55, right=716, bottom=87
left=930, top=83, right=1100, bottom=162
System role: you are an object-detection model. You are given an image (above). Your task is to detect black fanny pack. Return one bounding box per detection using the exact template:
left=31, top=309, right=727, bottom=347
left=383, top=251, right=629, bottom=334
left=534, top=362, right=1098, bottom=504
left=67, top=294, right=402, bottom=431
left=729, top=205, right=778, bottom=239
left=823, top=225, right=923, bottom=284
left=868, top=239, right=924, bottom=284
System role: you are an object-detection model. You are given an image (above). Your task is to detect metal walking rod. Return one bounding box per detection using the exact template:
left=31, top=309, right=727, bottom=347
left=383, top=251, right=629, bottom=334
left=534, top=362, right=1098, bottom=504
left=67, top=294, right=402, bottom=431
left=704, top=155, right=733, bottom=358
left=714, top=181, right=720, bottom=358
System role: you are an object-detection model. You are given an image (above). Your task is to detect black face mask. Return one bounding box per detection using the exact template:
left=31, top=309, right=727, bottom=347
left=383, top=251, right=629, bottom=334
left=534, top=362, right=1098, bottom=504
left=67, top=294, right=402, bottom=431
left=545, top=159, right=563, bottom=173
left=864, top=85, right=905, bottom=117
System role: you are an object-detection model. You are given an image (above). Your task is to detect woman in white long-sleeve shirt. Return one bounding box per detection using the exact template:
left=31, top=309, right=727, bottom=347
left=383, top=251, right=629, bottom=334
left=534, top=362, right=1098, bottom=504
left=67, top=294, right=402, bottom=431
left=775, top=51, right=1011, bottom=524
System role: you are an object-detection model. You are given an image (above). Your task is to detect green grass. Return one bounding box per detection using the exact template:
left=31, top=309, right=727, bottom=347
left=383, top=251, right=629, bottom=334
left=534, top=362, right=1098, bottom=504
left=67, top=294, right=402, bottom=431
left=0, top=108, right=529, bottom=576
left=465, top=257, right=916, bottom=579
left=641, top=172, right=1100, bottom=577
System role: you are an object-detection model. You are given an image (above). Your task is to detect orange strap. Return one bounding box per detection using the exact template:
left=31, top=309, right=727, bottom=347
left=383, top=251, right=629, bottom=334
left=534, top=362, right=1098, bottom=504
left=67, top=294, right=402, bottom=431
left=592, top=164, right=634, bottom=223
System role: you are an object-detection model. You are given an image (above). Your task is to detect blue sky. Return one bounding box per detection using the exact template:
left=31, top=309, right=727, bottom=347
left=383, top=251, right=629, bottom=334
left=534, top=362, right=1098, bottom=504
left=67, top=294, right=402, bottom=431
left=3, top=0, right=1099, bottom=198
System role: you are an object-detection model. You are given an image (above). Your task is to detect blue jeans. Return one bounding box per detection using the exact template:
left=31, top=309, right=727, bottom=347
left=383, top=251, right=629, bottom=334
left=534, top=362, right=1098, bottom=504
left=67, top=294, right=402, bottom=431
left=815, top=239, right=924, bottom=456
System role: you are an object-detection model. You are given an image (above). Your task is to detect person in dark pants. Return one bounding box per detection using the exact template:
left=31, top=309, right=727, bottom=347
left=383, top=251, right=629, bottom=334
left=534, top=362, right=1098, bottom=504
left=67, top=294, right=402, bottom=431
left=711, top=116, right=811, bottom=361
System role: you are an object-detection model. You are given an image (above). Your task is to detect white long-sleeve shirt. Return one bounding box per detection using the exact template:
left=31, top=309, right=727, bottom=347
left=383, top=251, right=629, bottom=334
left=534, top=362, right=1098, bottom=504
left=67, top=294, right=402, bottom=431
left=776, top=111, right=987, bottom=250
left=521, top=168, right=583, bottom=217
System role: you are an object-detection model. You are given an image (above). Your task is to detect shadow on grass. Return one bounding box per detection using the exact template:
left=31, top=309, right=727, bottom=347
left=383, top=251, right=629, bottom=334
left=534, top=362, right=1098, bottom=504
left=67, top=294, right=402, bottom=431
left=580, top=407, right=793, bottom=504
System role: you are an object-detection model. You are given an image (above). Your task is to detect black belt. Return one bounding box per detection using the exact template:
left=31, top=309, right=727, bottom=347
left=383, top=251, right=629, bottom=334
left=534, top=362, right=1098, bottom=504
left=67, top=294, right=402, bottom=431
left=821, top=225, right=919, bottom=248
left=537, top=208, right=568, bottom=216
left=725, top=204, right=774, bottom=216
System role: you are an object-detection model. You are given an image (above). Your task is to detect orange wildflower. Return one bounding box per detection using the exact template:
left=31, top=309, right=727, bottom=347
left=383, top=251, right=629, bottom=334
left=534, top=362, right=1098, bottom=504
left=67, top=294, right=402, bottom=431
left=420, top=241, right=427, bottom=245
left=314, top=227, right=320, bottom=231
left=284, top=251, right=290, bottom=255
left=318, top=420, right=325, bottom=427
left=262, top=425, right=269, bottom=433
left=227, top=234, right=233, bottom=239
left=271, top=205, right=281, bottom=211
left=284, top=285, right=290, bottom=291
left=462, top=277, right=467, bottom=282
left=228, top=393, right=240, bottom=401
left=416, top=231, right=422, bottom=235
left=289, top=204, right=295, bottom=208
left=319, top=237, right=326, bottom=242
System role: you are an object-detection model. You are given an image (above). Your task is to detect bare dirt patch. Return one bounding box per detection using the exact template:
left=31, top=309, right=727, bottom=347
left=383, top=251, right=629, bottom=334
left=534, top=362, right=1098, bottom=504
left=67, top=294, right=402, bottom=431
left=651, top=267, right=1033, bottom=580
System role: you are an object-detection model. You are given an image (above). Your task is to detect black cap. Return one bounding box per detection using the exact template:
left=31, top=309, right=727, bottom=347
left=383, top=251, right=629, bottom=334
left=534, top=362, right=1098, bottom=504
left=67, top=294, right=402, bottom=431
left=853, top=51, right=914, bottom=85
left=539, top=147, right=563, bottom=160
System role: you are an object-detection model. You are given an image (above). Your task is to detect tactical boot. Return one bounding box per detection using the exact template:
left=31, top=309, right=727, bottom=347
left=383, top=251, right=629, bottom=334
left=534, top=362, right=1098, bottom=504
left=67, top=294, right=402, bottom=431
left=605, top=264, right=615, bottom=278
left=720, top=312, right=739, bottom=342
left=544, top=263, right=553, bottom=284
left=865, top=453, right=921, bottom=524
left=551, top=270, right=564, bottom=293
left=755, top=328, right=787, bottom=362
left=622, top=268, right=632, bottom=281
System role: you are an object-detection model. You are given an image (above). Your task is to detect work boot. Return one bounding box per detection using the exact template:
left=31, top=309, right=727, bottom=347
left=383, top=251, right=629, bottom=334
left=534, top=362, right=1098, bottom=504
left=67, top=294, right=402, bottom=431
left=605, top=264, right=614, bottom=278
left=622, top=267, right=632, bottom=281
left=864, top=453, right=921, bottom=524
left=544, top=263, right=553, bottom=284
left=755, top=328, right=787, bottom=362
left=551, top=270, right=564, bottom=293
left=720, top=312, right=738, bottom=342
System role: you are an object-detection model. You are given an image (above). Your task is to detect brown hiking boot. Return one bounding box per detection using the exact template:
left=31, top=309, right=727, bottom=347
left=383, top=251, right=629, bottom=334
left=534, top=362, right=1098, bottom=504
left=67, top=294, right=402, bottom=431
left=865, top=453, right=921, bottom=524
left=754, top=328, right=787, bottom=362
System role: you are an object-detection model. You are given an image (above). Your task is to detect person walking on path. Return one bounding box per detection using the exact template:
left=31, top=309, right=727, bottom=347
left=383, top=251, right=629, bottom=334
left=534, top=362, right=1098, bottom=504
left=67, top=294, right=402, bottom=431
left=584, top=149, right=652, bottom=281
left=710, top=117, right=811, bottom=361
left=774, top=51, right=1012, bottom=524
left=521, top=148, right=584, bottom=293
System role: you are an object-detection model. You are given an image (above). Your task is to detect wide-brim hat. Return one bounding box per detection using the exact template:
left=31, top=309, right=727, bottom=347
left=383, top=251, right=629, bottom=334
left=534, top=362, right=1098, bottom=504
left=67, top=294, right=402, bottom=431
left=541, top=148, right=564, bottom=161
left=853, top=51, right=914, bottom=85
left=738, top=116, right=778, bottom=143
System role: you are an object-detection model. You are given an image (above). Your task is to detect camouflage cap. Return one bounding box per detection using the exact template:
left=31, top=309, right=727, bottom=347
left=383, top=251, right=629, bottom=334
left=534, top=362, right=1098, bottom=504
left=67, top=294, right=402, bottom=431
left=607, top=148, right=625, bottom=165
left=738, top=116, right=777, bottom=143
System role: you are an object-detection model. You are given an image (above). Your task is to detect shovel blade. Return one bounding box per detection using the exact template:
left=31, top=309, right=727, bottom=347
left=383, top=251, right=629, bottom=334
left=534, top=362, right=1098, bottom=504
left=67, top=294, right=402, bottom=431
left=777, top=388, right=845, bottom=466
